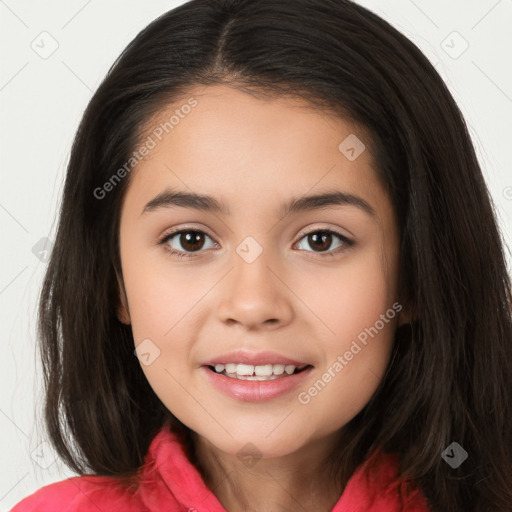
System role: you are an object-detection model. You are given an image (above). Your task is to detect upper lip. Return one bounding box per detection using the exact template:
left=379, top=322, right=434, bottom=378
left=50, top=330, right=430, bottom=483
left=202, top=349, right=311, bottom=367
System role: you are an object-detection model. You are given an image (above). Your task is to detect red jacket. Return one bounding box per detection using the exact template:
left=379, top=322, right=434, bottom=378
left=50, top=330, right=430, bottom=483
left=11, top=424, right=431, bottom=511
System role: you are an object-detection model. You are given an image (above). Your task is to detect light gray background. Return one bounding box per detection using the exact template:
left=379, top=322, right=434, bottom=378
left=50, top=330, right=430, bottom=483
left=1, top=0, right=511, bottom=509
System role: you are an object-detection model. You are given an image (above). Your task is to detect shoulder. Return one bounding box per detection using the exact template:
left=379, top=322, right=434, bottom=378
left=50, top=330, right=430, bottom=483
left=335, top=449, right=431, bottom=511
left=10, top=474, right=146, bottom=512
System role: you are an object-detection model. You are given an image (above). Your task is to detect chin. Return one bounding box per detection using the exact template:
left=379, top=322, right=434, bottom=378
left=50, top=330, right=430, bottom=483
left=192, top=422, right=312, bottom=461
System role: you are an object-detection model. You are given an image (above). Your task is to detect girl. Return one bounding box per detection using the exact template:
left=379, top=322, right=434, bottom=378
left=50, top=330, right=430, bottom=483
left=11, top=0, right=512, bottom=510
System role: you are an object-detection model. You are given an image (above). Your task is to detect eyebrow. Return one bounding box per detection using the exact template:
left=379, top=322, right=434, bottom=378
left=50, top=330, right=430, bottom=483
left=141, top=188, right=376, bottom=218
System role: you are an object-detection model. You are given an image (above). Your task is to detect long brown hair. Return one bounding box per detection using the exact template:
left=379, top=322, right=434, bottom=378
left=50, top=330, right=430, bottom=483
left=38, top=1, right=512, bottom=510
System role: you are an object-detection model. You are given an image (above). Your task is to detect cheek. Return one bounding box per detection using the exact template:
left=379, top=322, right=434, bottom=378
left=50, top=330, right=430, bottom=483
left=304, top=248, right=397, bottom=346
left=121, top=247, right=214, bottom=387
left=123, top=262, right=201, bottom=411
left=121, top=235, right=209, bottom=342
left=127, top=279, right=187, bottom=341
left=293, top=249, right=397, bottom=427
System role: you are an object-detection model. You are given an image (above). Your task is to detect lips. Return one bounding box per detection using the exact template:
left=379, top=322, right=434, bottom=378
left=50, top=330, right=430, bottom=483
left=202, top=363, right=314, bottom=401
left=202, top=349, right=310, bottom=367
left=200, top=349, right=314, bottom=400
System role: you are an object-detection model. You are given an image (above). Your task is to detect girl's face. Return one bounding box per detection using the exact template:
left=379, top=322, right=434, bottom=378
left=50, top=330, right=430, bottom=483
left=117, top=84, right=404, bottom=458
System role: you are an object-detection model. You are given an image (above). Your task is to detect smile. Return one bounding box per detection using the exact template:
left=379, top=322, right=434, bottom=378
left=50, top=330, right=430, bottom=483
left=208, top=363, right=310, bottom=381
left=202, top=364, right=314, bottom=401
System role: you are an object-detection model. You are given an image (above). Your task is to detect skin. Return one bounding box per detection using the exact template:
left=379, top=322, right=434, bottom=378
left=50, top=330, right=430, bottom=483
left=116, top=84, right=408, bottom=511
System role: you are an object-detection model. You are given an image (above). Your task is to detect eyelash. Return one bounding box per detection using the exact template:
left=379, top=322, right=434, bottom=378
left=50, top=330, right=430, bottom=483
left=158, top=227, right=354, bottom=260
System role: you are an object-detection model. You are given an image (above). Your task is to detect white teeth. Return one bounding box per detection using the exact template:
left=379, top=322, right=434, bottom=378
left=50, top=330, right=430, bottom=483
left=254, top=364, right=273, bottom=376
left=212, top=363, right=305, bottom=378
left=272, top=364, right=285, bottom=375
left=236, top=364, right=254, bottom=375
left=230, top=374, right=282, bottom=381
left=225, top=363, right=237, bottom=374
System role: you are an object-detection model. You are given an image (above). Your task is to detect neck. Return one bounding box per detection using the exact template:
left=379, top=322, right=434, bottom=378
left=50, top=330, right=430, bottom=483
left=190, top=431, right=347, bottom=512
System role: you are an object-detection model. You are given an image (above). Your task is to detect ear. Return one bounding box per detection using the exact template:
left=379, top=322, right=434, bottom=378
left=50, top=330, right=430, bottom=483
left=116, top=270, right=131, bottom=325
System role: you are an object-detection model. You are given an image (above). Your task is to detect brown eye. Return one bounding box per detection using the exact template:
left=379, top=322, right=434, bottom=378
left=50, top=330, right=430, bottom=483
left=160, top=229, right=217, bottom=258
left=307, top=231, right=332, bottom=252
left=295, top=229, right=354, bottom=256
left=178, top=231, right=206, bottom=252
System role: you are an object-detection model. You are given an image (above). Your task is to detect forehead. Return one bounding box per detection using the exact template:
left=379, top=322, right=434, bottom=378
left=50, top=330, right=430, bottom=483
left=124, top=84, right=388, bottom=220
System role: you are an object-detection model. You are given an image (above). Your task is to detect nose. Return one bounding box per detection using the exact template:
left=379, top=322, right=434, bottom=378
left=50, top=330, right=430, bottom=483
left=216, top=246, right=294, bottom=331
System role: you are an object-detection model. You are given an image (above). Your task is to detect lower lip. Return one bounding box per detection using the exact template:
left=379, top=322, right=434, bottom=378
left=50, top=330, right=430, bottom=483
left=201, top=365, right=314, bottom=402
